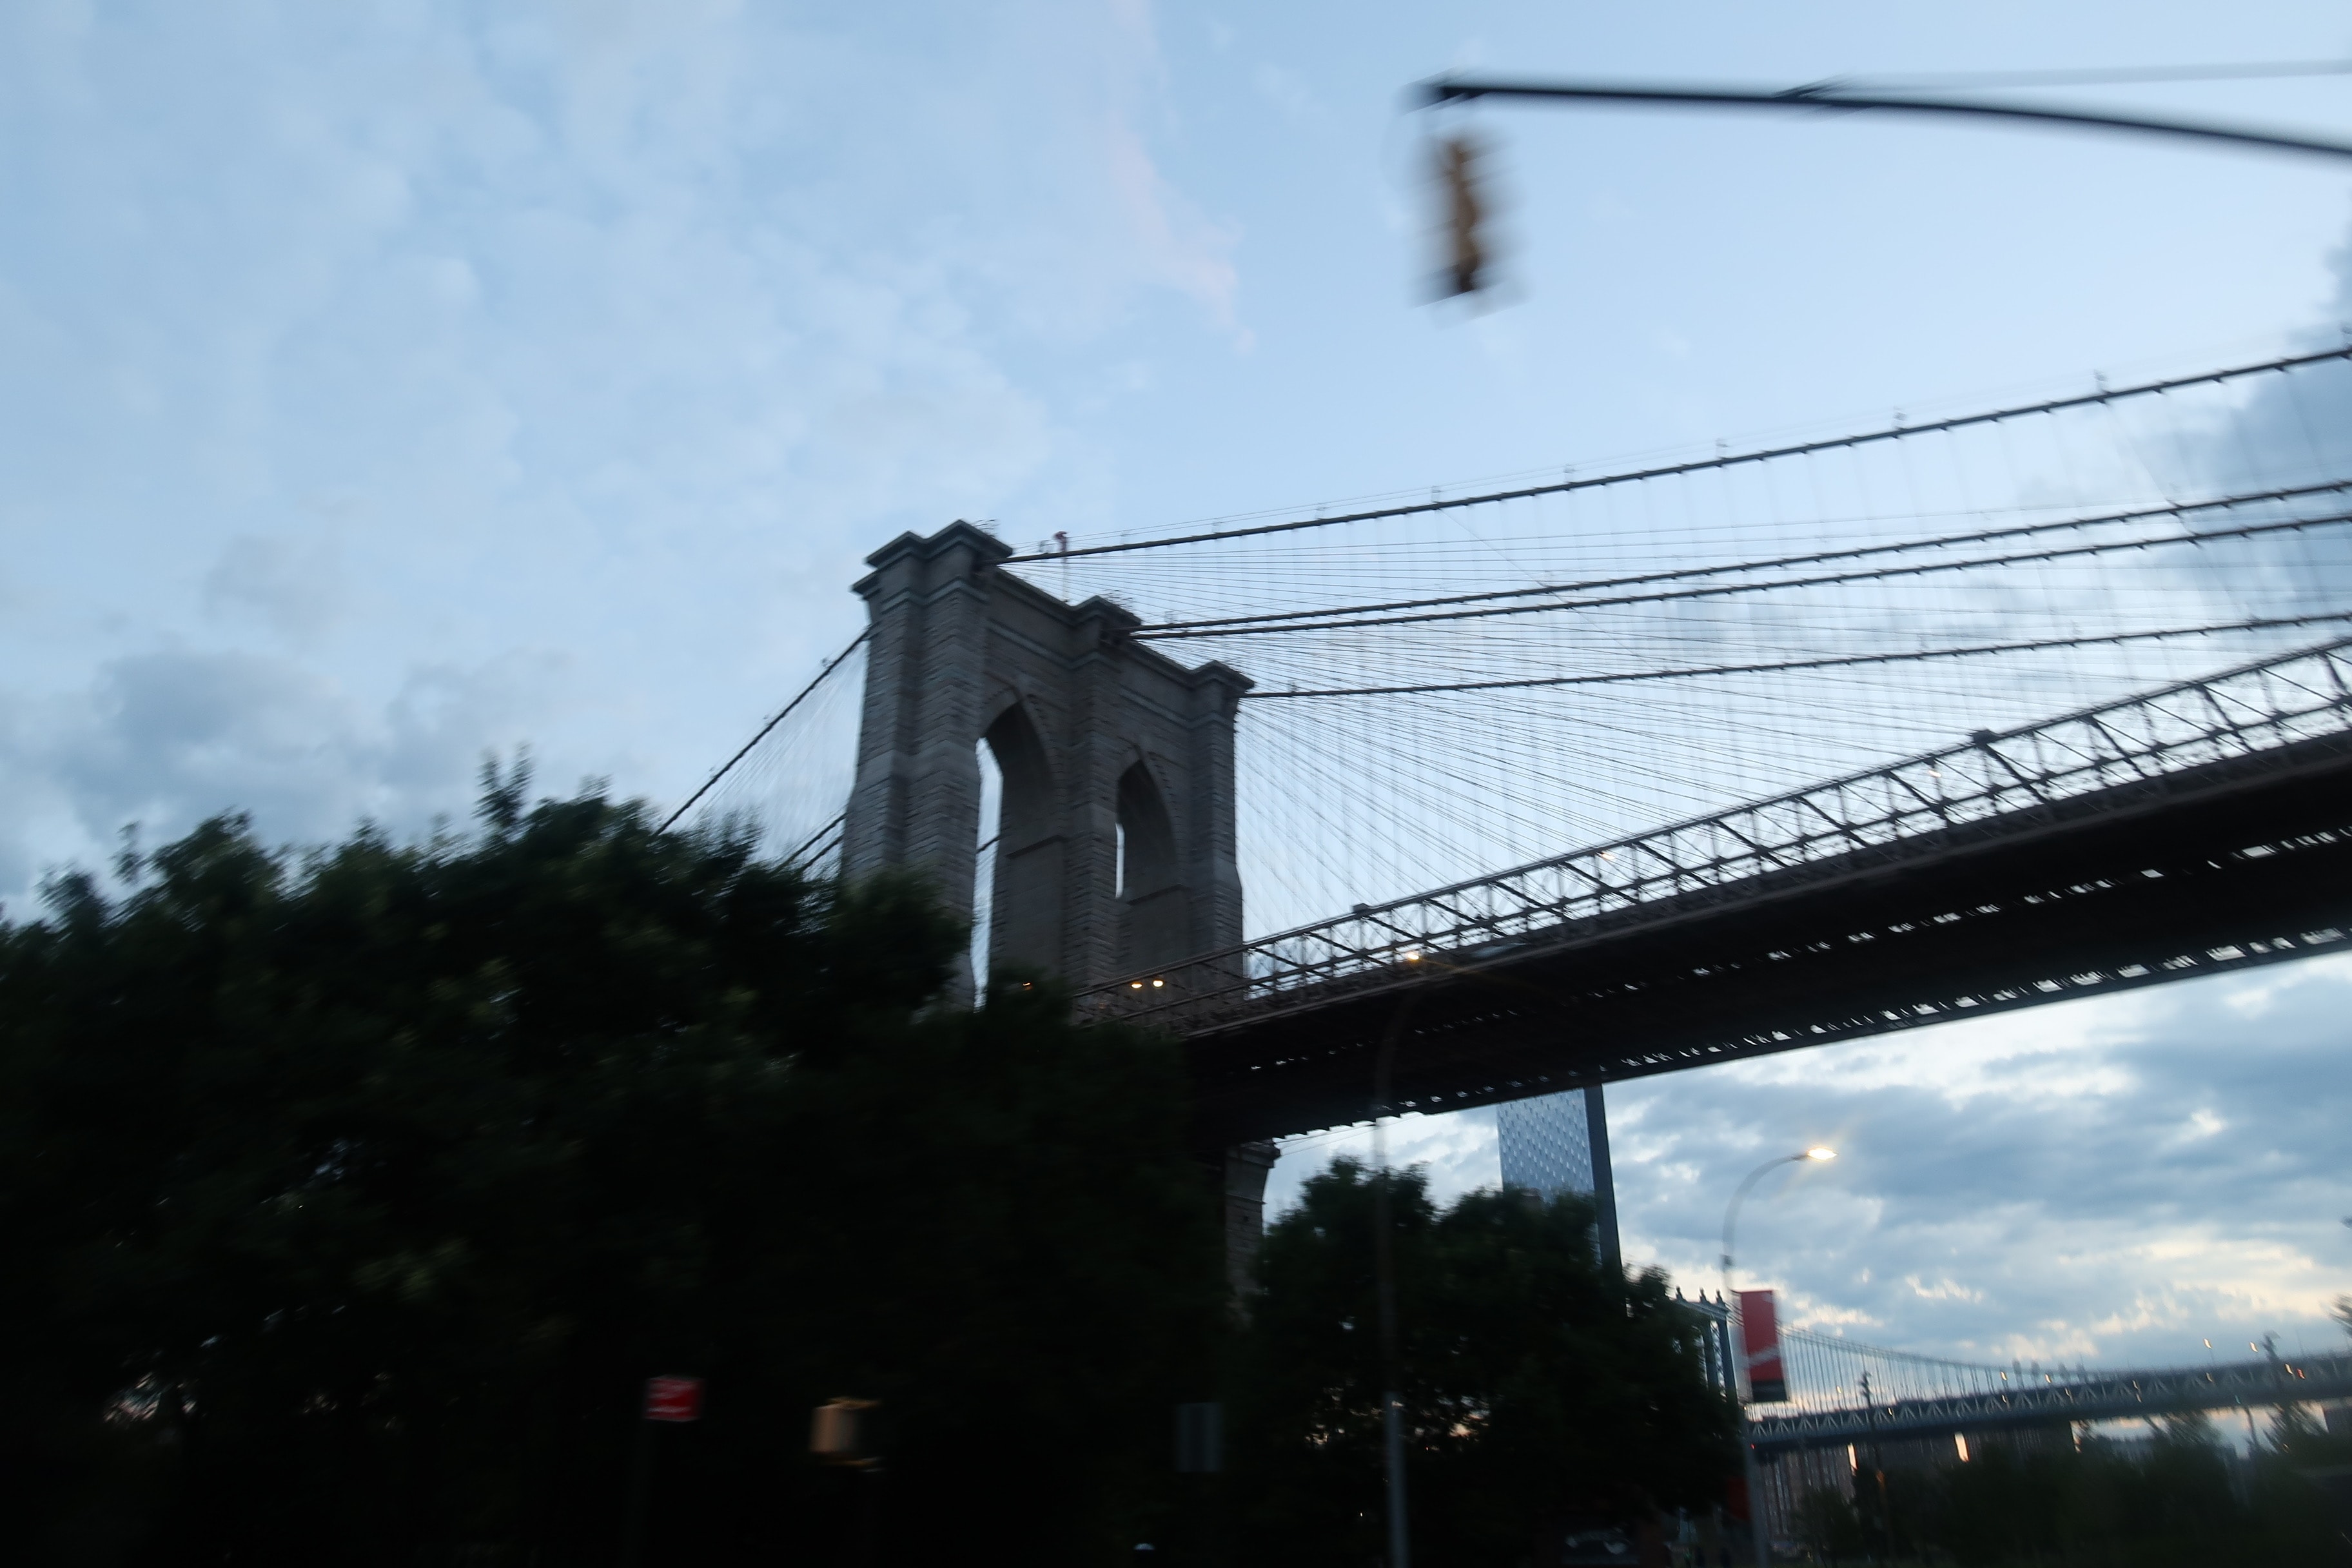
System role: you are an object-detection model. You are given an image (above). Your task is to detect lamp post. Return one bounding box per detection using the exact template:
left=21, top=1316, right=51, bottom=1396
left=1721, top=1148, right=1836, bottom=1568
left=1369, top=978, right=1426, bottom=1568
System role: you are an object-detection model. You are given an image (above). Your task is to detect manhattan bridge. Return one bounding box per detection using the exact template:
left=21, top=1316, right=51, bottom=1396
left=667, top=343, right=2352, bottom=1484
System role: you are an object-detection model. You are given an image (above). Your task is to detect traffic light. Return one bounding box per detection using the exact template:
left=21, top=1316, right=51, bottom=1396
left=1435, top=132, right=1490, bottom=298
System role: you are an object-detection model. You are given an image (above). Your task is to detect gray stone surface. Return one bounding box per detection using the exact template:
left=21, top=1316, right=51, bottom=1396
left=840, top=522, right=1273, bottom=1284
left=844, top=520, right=1250, bottom=995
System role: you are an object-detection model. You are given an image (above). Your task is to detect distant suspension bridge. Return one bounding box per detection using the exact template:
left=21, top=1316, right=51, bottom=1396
left=1677, top=1291, right=2352, bottom=1454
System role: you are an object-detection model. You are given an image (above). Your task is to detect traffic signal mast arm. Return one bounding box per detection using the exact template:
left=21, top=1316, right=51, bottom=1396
left=1420, top=75, right=2352, bottom=164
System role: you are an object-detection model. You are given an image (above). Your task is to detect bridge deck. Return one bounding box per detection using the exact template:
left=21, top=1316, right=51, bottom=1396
left=1083, top=640, right=2352, bottom=1143
left=1749, top=1351, right=2352, bottom=1453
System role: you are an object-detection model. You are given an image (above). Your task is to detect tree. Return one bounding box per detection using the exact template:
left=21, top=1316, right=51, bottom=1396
left=0, top=781, right=1224, bottom=1565
left=1230, top=1160, right=1737, bottom=1567
left=1792, top=1484, right=1865, bottom=1563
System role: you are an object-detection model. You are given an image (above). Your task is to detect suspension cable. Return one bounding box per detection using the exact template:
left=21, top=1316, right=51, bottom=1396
left=1141, top=507, right=2352, bottom=642
left=1135, top=478, right=2352, bottom=635
left=659, top=631, right=870, bottom=832
left=1004, top=346, right=2352, bottom=563
left=1243, top=611, right=2352, bottom=700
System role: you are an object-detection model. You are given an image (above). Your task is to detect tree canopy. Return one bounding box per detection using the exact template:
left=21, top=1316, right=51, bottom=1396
left=0, top=780, right=1223, bottom=1565
left=1231, top=1159, right=1739, bottom=1567
left=1801, top=1409, right=2352, bottom=1568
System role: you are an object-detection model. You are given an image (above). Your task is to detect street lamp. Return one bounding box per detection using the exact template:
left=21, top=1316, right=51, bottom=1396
left=1720, top=1148, right=1835, bottom=1568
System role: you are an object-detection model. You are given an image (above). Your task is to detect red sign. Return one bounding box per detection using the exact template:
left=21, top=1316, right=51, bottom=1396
left=644, top=1376, right=704, bottom=1422
left=1736, top=1290, right=1787, bottom=1403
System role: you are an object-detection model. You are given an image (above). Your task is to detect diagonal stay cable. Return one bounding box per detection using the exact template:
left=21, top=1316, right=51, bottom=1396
left=659, top=631, right=871, bottom=832
left=1003, top=346, right=2352, bottom=562
left=780, top=813, right=849, bottom=872
left=1139, top=507, right=2352, bottom=641
left=1131, top=478, right=2352, bottom=634
left=1242, top=611, right=2352, bottom=701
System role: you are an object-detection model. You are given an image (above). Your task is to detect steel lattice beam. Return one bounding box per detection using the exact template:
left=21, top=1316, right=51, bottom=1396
left=1081, top=638, right=2352, bottom=1143
left=1749, top=1351, right=2352, bottom=1453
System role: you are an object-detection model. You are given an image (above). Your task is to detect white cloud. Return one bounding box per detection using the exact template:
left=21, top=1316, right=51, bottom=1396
left=204, top=535, right=346, bottom=643
left=1265, top=956, right=2352, bottom=1373
left=0, top=0, right=1242, bottom=898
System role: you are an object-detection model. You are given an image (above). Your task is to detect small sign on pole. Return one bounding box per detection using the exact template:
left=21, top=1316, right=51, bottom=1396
left=811, top=1397, right=880, bottom=1465
left=644, top=1376, right=705, bottom=1423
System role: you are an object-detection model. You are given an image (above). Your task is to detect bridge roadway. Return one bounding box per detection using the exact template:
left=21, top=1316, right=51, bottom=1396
left=1749, top=1349, right=2352, bottom=1454
left=1083, top=640, right=2352, bottom=1145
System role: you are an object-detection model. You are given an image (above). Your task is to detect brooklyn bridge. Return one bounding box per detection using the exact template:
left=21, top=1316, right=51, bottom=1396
left=667, top=342, right=2352, bottom=1481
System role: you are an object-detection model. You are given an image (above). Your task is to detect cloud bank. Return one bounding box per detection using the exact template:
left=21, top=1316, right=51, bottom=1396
left=0, top=0, right=1237, bottom=901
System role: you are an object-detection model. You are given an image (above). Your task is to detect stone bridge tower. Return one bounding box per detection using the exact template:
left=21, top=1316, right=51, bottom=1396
left=841, top=522, right=1275, bottom=1288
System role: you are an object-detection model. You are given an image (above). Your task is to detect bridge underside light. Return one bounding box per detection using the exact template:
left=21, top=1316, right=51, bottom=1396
left=1955, top=1434, right=1970, bottom=1462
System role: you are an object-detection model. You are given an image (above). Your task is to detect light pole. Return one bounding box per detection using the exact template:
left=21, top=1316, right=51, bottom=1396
left=1721, top=1148, right=1836, bottom=1568
left=1369, top=981, right=1426, bottom=1568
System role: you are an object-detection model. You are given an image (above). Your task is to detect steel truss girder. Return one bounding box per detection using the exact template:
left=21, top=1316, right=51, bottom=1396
left=1749, top=1352, right=2352, bottom=1454
left=1086, top=637, right=2352, bottom=1037
left=1081, top=638, right=2352, bottom=1143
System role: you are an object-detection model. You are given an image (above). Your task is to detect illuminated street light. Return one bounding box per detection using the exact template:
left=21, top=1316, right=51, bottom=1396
left=1721, top=1148, right=1839, bottom=1568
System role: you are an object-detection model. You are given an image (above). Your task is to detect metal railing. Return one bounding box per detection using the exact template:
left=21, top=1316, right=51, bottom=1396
left=1775, top=1326, right=2108, bottom=1414
left=1081, top=636, right=2352, bottom=1034
left=1749, top=1349, right=2352, bottom=1452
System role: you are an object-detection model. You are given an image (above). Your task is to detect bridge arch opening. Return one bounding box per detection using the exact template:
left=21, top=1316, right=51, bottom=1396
left=969, top=738, right=1003, bottom=988
left=980, top=700, right=1061, bottom=981
left=1117, top=760, right=1186, bottom=971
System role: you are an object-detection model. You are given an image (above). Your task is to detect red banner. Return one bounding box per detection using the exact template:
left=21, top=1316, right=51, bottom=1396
left=1736, top=1290, right=1787, bottom=1403
left=644, top=1376, right=704, bottom=1423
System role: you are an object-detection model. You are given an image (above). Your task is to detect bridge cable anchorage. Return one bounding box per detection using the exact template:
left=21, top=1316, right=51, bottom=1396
left=1137, top=502, right=2352, bottom=641
left=1003, top=346, right=2352, bottom=562
left=1129, top=478, right=2352, bottom=636
left=660, top=631, right=872, bottom=832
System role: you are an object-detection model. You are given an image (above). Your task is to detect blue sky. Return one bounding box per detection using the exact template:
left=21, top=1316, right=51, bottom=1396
left=4, top=1, right=2351, bottom=1376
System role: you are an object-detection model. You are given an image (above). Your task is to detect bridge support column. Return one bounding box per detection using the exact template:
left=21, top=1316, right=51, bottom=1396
left=1221, top=1140, right=1279, bottom=1302
left=843, top=522, right=1250, bottom=999
left=843, top=522, right=1268, bottom=1300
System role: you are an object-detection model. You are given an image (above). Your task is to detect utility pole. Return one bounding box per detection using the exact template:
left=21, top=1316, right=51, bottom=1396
left=1857, top=1373, right=1892, bottom=1564
left=1722, top=1148, right=1835, bottom=1568
left=1370, top=994, right=1423, bottom=1568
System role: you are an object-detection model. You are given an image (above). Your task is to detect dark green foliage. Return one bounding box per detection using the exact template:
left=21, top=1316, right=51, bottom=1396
left=1792, top=1483, right=1867, bottom=1563
left=0, top=788, right=1222, bottom=1565
left=1230, top=1159, right=1738, bottom=1567
left=1846, top=1414, right=2352, bottom=1568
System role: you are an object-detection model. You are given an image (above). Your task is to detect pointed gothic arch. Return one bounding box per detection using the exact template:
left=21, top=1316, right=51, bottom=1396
left=1116, top=758, right=1188, bottom=972
left=843, top=521, right=1250, bottom=995
left=983, top=698, right=1062, bottom=976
